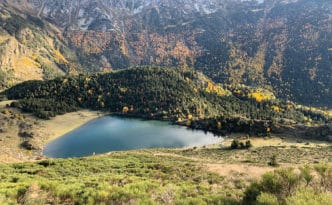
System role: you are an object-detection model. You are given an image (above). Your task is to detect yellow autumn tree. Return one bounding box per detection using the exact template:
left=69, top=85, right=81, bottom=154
left=205, top=81, right=227, bottom=96
left=122, top=106, right=129, bottom=113
left=248, top=88, right=275, bottom=102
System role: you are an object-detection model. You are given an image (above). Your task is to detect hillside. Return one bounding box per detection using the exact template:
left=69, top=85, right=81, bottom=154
left=1, top=0, right=331, bottom=107
left=3, top=66, right=331, bottom=140
left=0, top=4, right=80, bottom=90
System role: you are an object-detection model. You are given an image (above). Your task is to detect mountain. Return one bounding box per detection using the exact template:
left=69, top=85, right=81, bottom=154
left=0, top=3, right=83, bottom=89
left=0, top=0, right=331, bottom=107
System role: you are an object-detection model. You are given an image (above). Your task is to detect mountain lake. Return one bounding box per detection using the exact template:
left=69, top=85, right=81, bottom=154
left=43, top=116, right=222, bottom=158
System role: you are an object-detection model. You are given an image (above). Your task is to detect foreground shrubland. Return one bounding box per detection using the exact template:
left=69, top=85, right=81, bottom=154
left=0, top=150, right=331, bottom=205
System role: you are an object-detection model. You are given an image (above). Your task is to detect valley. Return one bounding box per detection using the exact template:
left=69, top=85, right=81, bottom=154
left=3, top=65, right=331, bottom=162
left=0, top=66, right=331, bottom=204
left=0, top=0, right=331, bottom=204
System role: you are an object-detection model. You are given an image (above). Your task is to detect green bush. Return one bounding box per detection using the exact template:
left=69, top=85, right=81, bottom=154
left=314, top=163, right=332, bottom=192
left=257, top=192, right=279, bottom=205
left=0, top=195, right=17, bottom=205
left=2, top=16, right=27, bottom=37
left=299, top=165, right=313, bottom=186
left=286, top=188, right=332, bottom=205
left=176, top=197, right=208, bottom=205
left=243, top=166, right=331, bottom=205
left=243, top=181, right=261, bottom=205
left=230, top=139, right=252, bottom=150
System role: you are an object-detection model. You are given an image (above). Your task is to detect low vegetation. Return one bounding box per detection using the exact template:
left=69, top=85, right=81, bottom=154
left=168, top=140, right=332, bottom=166
left=0, top=148, right=330, bottom=205
left=0, top=152, right=232, bottom=205
left=243, top=164, right=332, bottom=205
left=230, top=139, right=252, bottom=150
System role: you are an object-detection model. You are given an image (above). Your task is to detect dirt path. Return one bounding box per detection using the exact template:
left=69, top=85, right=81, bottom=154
left=153, top=152, right=273, bottom=179
left=205, top=163, right=273, bottom=179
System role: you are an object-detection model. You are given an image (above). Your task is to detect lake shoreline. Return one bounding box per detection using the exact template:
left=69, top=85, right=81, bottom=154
left=43, top=115, right=222, bottom=158
left=39, top=110, right=105, bottom=144
left=0, top=104, right=330, bottom=163
left=0, top=106, right=105, bottom=163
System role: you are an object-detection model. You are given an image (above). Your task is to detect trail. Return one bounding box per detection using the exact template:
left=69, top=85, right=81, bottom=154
left=153, top=152, right=273, bottom=178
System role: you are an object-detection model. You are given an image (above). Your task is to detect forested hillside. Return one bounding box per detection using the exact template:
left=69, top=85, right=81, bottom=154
left=4, top=66, right=331, bottom=138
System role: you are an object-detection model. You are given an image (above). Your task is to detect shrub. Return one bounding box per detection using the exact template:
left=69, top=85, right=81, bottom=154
left=243, top=168, right=302, bottom=204
left=286, top=188, right=332, bottom=205
left=20, top=141, right=35, bottom=150
left=275, top=168, right=301, bottom=198
left=268, top=155, right=278, bottom=167
left=231, top=140, right=240, bottom=149
left=299, top=165, right=313, bottom=187
left=176, top=197, right=207, bottom=205
left=245, top=140, right=252, bottom=148
left=243, top=181, right=261, bottom=204
left=230, top=139, right=252, bottom=150
left=19, top=132, right=34, bottom=138
left=0, top=195, right=16, bottom=204
left=257, top=192, right=279, bottom=205
left=259, top=172, right=284, bottom=197
left=314, top=163, right=332, bottom=192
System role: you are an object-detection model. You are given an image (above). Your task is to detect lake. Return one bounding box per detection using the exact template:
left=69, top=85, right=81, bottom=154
left=43, top=116, right=222, bottom=158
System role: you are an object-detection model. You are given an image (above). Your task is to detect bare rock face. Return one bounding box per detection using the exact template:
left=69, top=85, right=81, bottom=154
left=0, top=0, right=331, bottom=108
left=12, top=0, right=225, bottom=29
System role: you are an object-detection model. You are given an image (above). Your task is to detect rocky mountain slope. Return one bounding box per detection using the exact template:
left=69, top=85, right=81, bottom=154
left=0, top=3, right=81, bottom=89
left=0, top=0, right=331, bottom=107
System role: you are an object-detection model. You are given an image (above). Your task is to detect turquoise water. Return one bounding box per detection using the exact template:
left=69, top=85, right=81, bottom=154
left=43, top=116, right=221, bottom=158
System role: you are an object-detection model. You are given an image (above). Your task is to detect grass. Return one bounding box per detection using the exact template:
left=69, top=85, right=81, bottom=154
left=171, top=145, right=332, bottom=165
